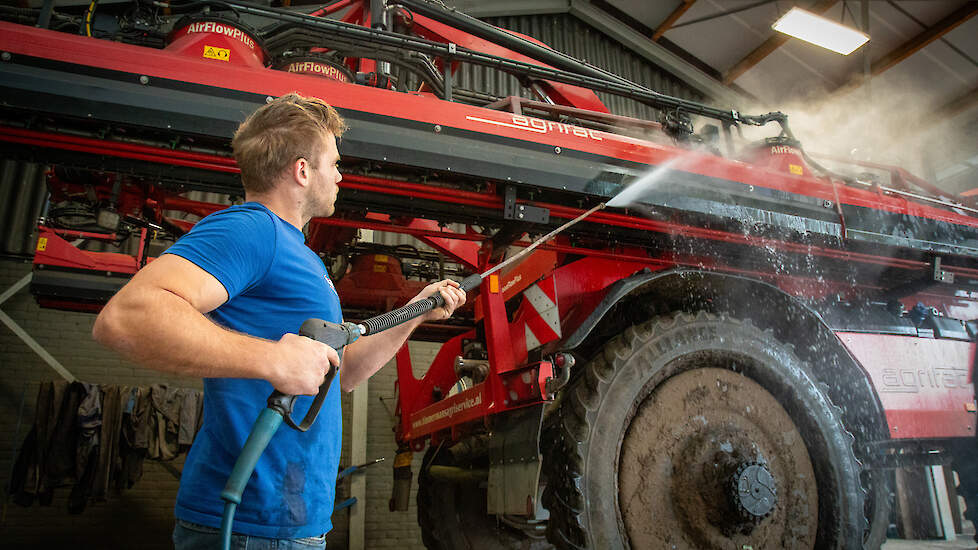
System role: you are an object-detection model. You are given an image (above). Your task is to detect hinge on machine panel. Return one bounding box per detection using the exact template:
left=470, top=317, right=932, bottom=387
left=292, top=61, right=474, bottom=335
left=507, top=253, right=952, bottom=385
left=933, top=257, right=954, bottom=284
left=504, top=186, right=549, bottom=224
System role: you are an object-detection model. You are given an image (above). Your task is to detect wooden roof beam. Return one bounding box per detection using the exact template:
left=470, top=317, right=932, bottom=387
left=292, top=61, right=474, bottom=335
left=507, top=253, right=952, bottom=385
left=926, top=85, right=978, bottom=131
left=871, top=1, right=978, bottom=77
left=722, top=0, right=838, bottom=85
left=653, top=0, right=696, bottom=41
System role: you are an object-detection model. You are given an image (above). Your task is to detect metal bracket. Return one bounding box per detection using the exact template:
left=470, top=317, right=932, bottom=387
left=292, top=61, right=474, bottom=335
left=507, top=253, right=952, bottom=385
left=487, top=403, right=545, bottom=516
left=883, top=256, right=960, bottom=299
left=933, top=257, right=954, bottom=284
left=503, top=186, right=549, bottom=224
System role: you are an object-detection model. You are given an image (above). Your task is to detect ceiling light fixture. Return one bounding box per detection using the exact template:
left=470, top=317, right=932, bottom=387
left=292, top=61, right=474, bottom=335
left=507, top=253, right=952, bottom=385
left=772, top=6, right=869, bottom=55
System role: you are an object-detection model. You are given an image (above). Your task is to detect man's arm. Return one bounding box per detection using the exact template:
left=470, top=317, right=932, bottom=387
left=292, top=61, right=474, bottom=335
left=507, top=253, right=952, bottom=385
left=339, top=279, right=466, bottom=391
left=92, top=254, right=338, bottom=396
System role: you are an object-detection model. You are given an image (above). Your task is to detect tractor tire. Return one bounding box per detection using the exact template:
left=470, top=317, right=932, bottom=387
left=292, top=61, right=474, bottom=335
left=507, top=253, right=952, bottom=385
left=542, top=312, right=866, bottom=549
left=417, top=445, right=553, bottom=550
left=952, top=439, right=978, bottom=543
left=863, top=470, right=892, bottom=550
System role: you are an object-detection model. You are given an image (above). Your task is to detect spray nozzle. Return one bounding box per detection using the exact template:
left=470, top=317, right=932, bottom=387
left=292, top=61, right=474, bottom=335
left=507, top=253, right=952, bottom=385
left=662, top=108, right=694, bottom=141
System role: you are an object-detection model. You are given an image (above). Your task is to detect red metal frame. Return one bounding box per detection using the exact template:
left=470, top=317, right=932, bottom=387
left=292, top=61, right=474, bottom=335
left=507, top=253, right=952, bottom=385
left=0, top=125, right=239, bottom=173
left=9, top=121, right=978, bottom=286
left=308, top=0, right=357, bottom=18
left=812, top=152, right=974, bottom=205
left=18, top=117, right=975, bottom=293
left=34, top=227, right=139, bottom=274
left=5, top=14, right=977, bottom=451
left=2, top=22, right=977, bottom=232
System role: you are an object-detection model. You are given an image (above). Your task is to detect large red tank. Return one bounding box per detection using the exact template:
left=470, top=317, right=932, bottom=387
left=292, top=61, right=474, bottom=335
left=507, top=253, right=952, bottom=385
left=166, top=16, right=268, bottom=69
left=740, top=137, right=814, bottom=177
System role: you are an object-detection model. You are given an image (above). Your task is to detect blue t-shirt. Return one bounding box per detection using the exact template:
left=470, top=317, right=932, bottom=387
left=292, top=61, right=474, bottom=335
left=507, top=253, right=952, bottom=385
left=165, top=202, right=342, bottom=539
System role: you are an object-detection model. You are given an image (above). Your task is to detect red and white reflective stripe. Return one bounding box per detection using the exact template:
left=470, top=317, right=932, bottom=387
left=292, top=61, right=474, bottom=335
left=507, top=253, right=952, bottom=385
left=523, top=278, right=560, bottom=351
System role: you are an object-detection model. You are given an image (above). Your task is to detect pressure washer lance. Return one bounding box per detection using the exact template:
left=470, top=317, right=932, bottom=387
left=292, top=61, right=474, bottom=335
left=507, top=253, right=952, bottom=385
left=218, top=202, right=606, bottom=549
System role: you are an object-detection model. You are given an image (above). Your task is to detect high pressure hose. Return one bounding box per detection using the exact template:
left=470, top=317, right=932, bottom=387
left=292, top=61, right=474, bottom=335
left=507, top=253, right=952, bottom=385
left=219, top=408, right=283, bottom=548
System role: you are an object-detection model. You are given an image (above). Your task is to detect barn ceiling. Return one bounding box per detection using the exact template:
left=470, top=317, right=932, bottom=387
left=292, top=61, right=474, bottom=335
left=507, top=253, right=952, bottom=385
left=449, top=0, right=978, bottom=194
left=609, top=0, right=978, bottom=193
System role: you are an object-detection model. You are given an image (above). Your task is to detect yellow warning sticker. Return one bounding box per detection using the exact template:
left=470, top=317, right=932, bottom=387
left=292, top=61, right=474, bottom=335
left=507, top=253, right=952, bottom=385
left=788, top=164, right=804, bottom=175
left=373, top=264, right=388, bottom=273
left=36, top=237, right=47, bottom=251
left=203, top=45, right=230, bottom=62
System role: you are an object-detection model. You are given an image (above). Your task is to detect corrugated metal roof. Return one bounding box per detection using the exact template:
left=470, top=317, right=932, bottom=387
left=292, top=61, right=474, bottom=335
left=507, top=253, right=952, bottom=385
left=480, top=14, right=704, bottom=118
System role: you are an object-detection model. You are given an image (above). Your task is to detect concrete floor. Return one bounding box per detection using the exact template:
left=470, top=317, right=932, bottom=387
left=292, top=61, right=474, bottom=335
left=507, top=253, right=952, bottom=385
left=882, top=534, right=976, bottom=549
left=882, top=523, right=976, bottom=549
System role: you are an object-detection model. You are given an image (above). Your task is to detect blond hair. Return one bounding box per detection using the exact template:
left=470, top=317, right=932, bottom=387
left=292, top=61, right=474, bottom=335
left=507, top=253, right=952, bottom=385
left=231, top=92, right=347, bottom=194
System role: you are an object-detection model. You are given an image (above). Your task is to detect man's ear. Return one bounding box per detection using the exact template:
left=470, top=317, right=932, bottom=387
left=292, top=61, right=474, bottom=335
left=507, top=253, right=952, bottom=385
left=293, top=157, right=311, bottom=188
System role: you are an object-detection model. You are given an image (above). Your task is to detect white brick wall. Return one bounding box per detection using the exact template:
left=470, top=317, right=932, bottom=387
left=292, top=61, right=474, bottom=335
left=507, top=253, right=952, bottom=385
left=0, top=259, right=436, bottom=549
left=359, top=341, right=441, bottom=550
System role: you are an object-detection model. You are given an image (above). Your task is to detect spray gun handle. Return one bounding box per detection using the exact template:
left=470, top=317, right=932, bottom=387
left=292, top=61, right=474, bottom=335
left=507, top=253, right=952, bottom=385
left=267, top=319, right=361, bottom=432
left=269, top=275, right=484, bottom=429
left=360, top=274, right=482, bottom=335
left=429, top=273, right=483, bottom=307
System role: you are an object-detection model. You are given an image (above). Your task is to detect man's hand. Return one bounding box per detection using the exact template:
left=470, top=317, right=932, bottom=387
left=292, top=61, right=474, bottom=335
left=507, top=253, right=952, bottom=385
left=411, top=279, right=467, bottom=322
left=268, top=333, right=341, bottom=396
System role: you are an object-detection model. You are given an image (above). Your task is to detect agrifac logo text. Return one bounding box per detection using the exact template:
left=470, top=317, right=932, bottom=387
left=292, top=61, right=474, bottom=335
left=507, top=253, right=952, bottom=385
left=466, top=114, right=604, bottom=141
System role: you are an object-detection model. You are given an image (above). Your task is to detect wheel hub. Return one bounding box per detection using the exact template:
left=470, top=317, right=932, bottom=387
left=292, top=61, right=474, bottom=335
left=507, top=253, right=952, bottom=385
left=730, top=462, right=777, bottom=522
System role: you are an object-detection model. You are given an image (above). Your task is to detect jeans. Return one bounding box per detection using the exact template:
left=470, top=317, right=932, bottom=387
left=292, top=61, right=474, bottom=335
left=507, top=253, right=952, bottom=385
left=173, top=519, right=327, bottom=550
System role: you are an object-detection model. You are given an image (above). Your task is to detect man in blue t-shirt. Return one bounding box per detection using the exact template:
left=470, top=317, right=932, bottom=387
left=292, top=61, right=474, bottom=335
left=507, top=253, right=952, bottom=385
left=93, top=93, right=466, bottom=549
